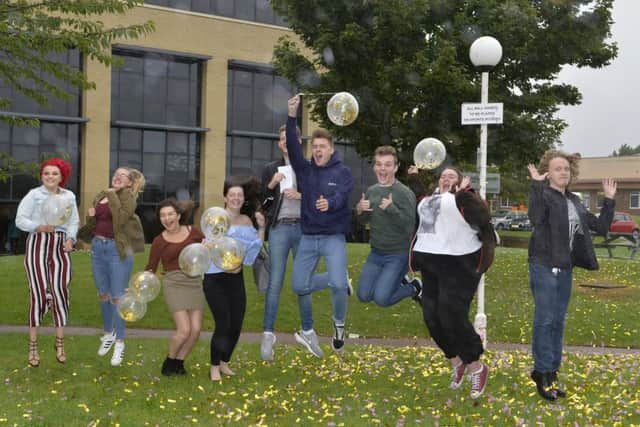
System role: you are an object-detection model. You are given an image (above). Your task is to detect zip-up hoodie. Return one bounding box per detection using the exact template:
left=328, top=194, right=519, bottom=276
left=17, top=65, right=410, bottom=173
left=286, top=116, right=353, bottom=235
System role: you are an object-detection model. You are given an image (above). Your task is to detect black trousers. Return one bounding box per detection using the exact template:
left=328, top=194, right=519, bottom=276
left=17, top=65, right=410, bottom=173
left=203, top=271, right=246, bottom=365
left=413, top=250, right=484, bottom=364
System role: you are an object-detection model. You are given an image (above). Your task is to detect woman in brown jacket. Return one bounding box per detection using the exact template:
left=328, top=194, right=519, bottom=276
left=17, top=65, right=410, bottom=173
left=78, top=167, right=145, bottom=367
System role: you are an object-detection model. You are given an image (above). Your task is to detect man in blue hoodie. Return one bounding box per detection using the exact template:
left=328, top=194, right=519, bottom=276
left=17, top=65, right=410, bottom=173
left=286, top=94, right=353, bottom=357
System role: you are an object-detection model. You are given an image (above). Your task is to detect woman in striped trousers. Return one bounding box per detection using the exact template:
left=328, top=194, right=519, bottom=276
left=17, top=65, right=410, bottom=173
left=16, top=158, right=80, bottom=367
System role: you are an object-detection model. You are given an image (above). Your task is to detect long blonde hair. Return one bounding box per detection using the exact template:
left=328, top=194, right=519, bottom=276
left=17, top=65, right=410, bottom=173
left=123, top=167, right=145, bottom=199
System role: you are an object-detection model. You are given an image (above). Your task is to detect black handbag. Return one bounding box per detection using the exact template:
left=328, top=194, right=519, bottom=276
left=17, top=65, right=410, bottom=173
left=252, top=244, right=271, bottom=293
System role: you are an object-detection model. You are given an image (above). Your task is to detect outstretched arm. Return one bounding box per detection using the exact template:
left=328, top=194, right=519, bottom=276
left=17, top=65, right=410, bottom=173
left=286, top=95, right=306, bottom=172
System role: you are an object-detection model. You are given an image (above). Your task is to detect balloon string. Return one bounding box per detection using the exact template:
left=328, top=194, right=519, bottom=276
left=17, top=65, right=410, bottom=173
left=297, top=92, right=336, bottom=96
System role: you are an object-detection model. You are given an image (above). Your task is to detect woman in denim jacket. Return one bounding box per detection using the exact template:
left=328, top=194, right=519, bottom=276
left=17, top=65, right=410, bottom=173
left=16, top=158, right=80, bottom=366
left=527, top=150, right=616, bottom=400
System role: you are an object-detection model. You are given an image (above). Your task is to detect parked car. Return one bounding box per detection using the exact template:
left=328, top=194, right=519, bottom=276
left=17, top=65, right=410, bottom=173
left=609, top=212, right=640, bottom=240
left=491, top=210, right=529, bottom=231
left=491, top=210, right=513, bottom=230
left=510, top=213, right=532, bottom=231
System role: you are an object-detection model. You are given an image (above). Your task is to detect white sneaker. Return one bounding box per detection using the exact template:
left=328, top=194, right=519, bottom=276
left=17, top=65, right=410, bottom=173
left=110, top=341, right=125, bottom=366
left=98, top=332, right=115, bottom=356
left=260, top=332, right=276, bottom=361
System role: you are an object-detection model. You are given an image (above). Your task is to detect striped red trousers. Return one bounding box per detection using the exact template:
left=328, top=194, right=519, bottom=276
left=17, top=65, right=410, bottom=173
left=23, top=232, right=71, bottom=327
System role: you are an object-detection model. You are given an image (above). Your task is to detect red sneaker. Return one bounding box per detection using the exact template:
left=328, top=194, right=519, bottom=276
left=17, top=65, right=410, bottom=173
left=469, top=363, right=489, bottom=399
left=450, top=362, right=467, bottom=389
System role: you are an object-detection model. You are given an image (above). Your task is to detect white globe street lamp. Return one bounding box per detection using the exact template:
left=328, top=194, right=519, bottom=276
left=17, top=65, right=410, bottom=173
left=469, top=36, right=502, bottom=348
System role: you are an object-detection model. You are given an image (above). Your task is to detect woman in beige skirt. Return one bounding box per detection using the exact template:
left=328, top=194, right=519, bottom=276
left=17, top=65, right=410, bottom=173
left=145, top=198, right=205, bottom=376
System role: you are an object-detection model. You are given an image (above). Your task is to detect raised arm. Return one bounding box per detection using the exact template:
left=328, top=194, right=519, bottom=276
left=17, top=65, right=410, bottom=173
left=527, top=164, right=548, bottom=226
left=286, top=95, right=306, bottom=172
left=585, top=178, right=617, bottom=236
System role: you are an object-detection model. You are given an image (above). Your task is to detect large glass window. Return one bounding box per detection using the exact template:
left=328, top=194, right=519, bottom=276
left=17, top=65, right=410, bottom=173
left=110, top=128, right=201, bottom=204
left=0, top=50, right=83, bottom=203
left=144, top=0, right=288, bottom=26
left=630, top=191, right=640, bottom=209
left=111, top=51, right=201, bottom=127
left=226, top=63, right=294, bottom=176
left=0, top=122, right=81, bottom=201
left=0, top=50, right=81, bottom=117
left=111, top=48, right=206, bottom=240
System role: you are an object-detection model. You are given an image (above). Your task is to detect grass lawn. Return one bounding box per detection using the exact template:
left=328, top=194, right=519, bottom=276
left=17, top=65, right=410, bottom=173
left=0, top=333, right=639, bottom=426
left=0, top=244, right=639, bottom=348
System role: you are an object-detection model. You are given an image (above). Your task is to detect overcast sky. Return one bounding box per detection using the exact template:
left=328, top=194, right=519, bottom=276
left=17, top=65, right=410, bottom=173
left=556, top=0, right=640, bottom=157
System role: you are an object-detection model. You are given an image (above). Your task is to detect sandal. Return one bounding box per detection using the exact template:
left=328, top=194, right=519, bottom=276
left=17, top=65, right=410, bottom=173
left=28, top=339, right=40, bottom=367
left=54, top=336, right=66, bottom=364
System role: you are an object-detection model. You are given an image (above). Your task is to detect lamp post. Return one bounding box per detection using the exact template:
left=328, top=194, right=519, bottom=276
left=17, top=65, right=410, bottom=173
left=469, top=36, right=502, bottom=348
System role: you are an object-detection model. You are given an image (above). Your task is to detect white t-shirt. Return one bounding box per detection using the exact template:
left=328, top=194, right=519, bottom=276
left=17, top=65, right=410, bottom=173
left=413, top=191, right=482, bottom=255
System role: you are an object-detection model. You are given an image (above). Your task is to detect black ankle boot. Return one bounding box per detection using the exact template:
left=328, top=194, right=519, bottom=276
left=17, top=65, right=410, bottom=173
left=175, top=359, right=187, bottom=375
left=161, top=357, right=176, bottom=376
left=549, top=371, right=566, bottom=397
left=531, top=370, right=558, bottom=401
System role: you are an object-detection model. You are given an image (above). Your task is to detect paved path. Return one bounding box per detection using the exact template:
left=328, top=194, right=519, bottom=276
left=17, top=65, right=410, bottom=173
left=1, top=324, right=638, bottom=355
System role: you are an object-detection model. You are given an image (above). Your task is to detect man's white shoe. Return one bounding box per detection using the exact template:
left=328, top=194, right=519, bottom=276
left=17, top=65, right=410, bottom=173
left=98, top=332, right=115, bottom=356
left=110, top=341, right=125, bottom=366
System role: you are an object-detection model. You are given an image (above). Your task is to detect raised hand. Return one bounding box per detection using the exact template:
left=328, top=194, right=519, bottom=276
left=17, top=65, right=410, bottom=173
left=455, top=176, right=471, bottom=192
left=288, top=95, right=301, bottom=117
left=379, top=192, right=393, bottom=210
left=269, top=172, right=285, bottom=189
left=528, top=164, right=547, bottom=181
left=315, top=195, right=329, bottom=212
left=602, top=178, right=617, bottom=199
left=356, top=192, right=372, bottom=214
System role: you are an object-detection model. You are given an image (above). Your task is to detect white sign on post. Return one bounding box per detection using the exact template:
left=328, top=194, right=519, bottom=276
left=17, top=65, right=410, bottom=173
left=461, top=103, right=504, bottom=125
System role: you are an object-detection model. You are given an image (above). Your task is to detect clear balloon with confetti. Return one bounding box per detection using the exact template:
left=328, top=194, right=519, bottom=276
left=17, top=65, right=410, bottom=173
left=413, top=138, right=447, bottom=170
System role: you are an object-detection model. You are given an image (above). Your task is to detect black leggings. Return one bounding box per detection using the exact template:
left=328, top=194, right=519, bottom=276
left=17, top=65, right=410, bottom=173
left=203, top=272, right=246, bottom=365
left=413, top=250, right=484, bottom=364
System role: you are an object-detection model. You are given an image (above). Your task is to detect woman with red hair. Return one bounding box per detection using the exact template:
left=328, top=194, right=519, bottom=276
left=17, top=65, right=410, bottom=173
left=16, top=157, right=80, bottom=367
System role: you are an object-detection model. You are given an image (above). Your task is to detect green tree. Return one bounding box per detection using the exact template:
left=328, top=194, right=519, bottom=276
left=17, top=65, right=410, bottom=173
left=611, top=143, right=640, bottom=156
left=0, top=0, right=154, bottom=181
left=271, top=0, right=616, bottom=172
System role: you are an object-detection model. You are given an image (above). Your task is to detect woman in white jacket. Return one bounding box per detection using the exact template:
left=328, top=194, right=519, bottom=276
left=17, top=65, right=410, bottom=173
left=16, top=157, right=80, bottom=367
left=411, top=166, right=495, bottom=400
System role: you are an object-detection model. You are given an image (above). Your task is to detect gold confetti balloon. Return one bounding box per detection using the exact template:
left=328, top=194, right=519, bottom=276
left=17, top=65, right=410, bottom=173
left=178, top=243, right=212, bottom=277
left=116, top=292, right=147, bottom=322
left=207, top=236, right=245, bottom=272
left=326, top=92, right=359, bottom=126
left=128, top=271, right=161, bottom=303
left=200, top=207, right=230, bottom=241
left=413, top=137, right=447, bottom=170
left=41, top=194, right=72, bottom=225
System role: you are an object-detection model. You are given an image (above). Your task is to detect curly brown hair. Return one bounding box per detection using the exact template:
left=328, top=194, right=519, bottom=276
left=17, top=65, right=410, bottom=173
left=537, top=150, right=581, bottom=186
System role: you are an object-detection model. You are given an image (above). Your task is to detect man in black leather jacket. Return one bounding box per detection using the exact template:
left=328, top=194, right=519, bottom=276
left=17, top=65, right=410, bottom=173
left=527, top=150, right=617, bottom=401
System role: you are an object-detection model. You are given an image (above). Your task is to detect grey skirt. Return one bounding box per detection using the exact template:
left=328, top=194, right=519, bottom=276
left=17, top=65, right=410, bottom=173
left=162, top=270, right=205, bottom=312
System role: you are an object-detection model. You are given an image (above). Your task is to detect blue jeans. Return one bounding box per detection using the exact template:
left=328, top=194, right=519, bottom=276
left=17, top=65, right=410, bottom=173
left=91, top=237, right=134, bottom=339
left=357, top=249, right=413, bottom=306
left=263, top=223, right=328, bottom=332
left=292, top=234, right=348, bottom=331
left=529, top=263, right=573, bottom=372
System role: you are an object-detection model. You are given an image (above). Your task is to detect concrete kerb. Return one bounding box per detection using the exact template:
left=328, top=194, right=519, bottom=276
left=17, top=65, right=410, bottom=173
left=1, top=324, right=638, bottom=355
